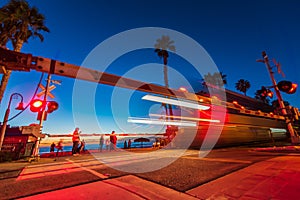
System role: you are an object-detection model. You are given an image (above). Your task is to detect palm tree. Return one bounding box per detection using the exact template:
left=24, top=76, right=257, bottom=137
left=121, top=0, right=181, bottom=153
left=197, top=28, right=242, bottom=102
left=154, top=35, right=175, bottom=88
left=202, top=72, right=227, bottom=88
left=154, top=35, right=175, bottom=119
left=235, top=79, right=251, bottom=96
left=0, top=0, right=49, bottom=103
left=219, top=72, right=227, bottom=86
left=0, top=26, right=10, bottom=47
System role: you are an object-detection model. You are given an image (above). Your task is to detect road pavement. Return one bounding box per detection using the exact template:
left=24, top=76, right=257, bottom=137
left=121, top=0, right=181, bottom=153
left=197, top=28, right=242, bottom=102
left=0, top=146, right=299, bottom=199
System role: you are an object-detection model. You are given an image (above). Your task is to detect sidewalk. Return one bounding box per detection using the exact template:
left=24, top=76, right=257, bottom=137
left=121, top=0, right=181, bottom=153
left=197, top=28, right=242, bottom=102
left=187, top=154, right=300, bottom=199
left=20, top=175, right=198, bottom=200
left=17, top=149, right=300, bottom=200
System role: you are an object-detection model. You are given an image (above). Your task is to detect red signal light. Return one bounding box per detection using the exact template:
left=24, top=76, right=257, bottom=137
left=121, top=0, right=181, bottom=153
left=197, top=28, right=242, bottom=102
left=277, top=81, right=297, bottom=94
left=260, top=86, right=268, bottom=97
left=30, top=99, right=45, bottom=112
left=47, top=101, right=59, bottom=113
left=288, top=83, right=297, bottom=94
left=33, top=101, right=42, bottom=107
left=267, top=90, right=273, bottom=98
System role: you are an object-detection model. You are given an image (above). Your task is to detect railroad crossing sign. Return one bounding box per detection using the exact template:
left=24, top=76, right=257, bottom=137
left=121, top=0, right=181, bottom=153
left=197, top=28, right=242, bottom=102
left=37, top=84, right=56, bottom=98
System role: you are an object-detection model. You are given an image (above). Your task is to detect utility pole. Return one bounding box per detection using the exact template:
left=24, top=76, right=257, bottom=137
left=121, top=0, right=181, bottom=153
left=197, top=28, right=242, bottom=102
left=260, top=51, right=299, bottom=144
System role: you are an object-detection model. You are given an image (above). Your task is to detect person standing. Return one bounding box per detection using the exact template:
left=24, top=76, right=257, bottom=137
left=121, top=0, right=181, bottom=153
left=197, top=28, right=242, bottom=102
left=50, top=142, right=55, bottom=153
left=54, top=139, right=63, bottom=161
left=99, top=135, right=104, bottom=152
left=110, top=131, right=117, bottom=151
left=78, top=139, right=86, bottom=154
left=72, top=128, right=80, bottom=155
left=128, top=139, right=132, bottom=149
left=105, top=138, right=110, bottom=151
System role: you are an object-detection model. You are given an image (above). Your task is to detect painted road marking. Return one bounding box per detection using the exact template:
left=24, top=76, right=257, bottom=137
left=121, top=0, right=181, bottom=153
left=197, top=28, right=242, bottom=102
left=66, top=159, right=108, bottom=179
left=182, top=156, right=252, bottom=164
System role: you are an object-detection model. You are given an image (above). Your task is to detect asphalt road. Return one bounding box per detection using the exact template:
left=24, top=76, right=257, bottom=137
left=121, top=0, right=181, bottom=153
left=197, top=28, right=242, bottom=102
left=0, top=147, right=288, bottom=199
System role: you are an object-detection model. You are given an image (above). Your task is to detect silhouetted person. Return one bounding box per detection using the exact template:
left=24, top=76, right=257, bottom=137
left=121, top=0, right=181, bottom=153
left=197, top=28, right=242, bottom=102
left=78, top=139, right=86, bottom=154
left=105, top=139, right=110, bottom=151
left=50, top=142, right=55, bottom=156
left=110, top=131, right=117, bottom=151
left=128, top=139, right=131, bottom=149
left=54, top=139, right=63, bottom=161
left=72, top=128, right=80, bottom=155
left=99, top=135, right=104, bottom=152
left=124, top=140, right=127, bottom=149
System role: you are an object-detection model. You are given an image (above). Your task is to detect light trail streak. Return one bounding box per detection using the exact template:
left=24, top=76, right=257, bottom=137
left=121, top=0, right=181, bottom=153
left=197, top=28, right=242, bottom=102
left=127, top=117, right=197, bottom=127
left=149, top=114, right=221, bottom=123
left=142, top=95, right=210, bottom=110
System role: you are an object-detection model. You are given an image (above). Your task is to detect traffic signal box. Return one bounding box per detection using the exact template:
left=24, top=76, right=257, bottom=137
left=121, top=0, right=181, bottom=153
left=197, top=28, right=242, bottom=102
left=260, top=86, right=273, bottom=98
left=277, top=81, right=297, bottom=94
left=30, top=99, right=45, bottom=112
left=47, top=101, right=59, bottom=113
left=30, top=99, right=59, bottom=121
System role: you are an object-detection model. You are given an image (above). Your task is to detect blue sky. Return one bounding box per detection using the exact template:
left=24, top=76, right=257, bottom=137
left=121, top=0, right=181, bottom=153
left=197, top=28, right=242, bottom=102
left=0, top=0, right=299, bottom=134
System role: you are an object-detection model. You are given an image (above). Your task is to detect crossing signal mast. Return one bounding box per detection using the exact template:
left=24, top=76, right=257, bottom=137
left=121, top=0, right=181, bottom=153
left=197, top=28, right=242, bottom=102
left=257, top=51, right=299, bottom=144
left=29, top=72, right=59, bottom=157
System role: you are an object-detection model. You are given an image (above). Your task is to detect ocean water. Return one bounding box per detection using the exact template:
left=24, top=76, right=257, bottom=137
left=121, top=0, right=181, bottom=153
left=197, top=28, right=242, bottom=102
left=39, top=140, right=154, bottom=154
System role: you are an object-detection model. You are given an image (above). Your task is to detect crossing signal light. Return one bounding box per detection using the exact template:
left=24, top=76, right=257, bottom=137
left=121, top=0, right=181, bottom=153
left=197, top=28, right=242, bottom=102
left=47, top=101, right=59, bottom=113
left=267, top=90, right=273, bottom=98
left=289, top=83, right=297, bottom=94
left=277, top=81, right=297, bottom=94
left=260, top=87, right=267, bottom=97
left=260, top=86, right=273, bottom=98
left=30, top=99, right=45, bottom=112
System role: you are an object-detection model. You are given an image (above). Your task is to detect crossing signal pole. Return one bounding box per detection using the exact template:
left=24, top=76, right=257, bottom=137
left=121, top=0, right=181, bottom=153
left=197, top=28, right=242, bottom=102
left=32, top=71, right=52, bottom=158
left=29, top=72, right=59, bottom=159
left=258, top=51, right=299, bottom=144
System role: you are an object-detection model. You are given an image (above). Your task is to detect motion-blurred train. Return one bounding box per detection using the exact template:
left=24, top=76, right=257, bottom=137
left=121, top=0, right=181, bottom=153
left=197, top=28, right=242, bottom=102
left=0, top=47, right=298, bottom=149
left=165, top=90, right=299, bottom=148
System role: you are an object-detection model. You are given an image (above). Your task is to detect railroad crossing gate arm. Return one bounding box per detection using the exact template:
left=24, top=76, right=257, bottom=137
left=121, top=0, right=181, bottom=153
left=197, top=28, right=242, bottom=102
left=0, top=47, right=291, bottom=121
left=0, top=47, right=210, bottom=105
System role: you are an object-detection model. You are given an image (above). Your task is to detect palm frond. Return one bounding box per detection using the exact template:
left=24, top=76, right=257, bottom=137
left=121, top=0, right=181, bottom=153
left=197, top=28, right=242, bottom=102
left=0, top=0, right=49, bottom=48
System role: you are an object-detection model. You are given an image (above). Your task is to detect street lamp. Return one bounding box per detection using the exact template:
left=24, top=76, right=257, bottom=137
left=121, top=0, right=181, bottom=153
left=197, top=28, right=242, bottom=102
left=0, top=93, right=24, bottom=151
